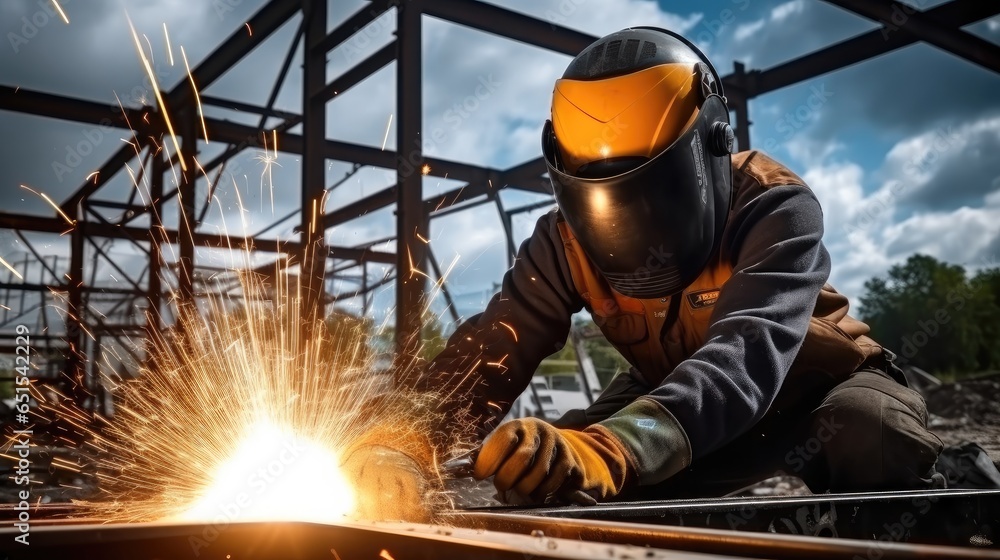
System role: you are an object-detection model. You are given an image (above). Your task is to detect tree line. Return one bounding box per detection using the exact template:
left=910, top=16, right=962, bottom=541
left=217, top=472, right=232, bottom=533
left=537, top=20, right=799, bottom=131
left=859, top=254, right=1000, bottom=379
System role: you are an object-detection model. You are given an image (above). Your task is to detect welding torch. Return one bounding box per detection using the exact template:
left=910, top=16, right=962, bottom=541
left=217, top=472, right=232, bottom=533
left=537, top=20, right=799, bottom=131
left=439, top=448, right=598, bottom=506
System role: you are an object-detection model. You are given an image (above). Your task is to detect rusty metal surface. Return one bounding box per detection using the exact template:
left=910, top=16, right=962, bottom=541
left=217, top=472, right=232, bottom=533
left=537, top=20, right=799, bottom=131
left=0, top=519, right=750, bottom=560
left=450, top=511, right=1000, bottom=560
left=460, top=488, right=1000, bottom=548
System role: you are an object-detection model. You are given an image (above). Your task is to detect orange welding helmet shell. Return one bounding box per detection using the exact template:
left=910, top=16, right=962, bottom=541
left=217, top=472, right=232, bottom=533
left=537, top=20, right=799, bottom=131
left=543, top=27, right=735, bottom=298
left=552, top=62, right=702, bottom=177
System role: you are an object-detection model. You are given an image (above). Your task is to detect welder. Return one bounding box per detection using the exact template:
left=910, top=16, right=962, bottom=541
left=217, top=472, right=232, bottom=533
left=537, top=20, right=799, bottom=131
left=342, top=27, right=966, bottom=519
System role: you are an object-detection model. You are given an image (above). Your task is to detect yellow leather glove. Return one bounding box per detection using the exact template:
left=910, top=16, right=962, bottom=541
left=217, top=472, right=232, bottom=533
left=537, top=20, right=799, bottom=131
left=339, top=426, right=436, bottom=522
left=472, top=417, right=633, bottom=505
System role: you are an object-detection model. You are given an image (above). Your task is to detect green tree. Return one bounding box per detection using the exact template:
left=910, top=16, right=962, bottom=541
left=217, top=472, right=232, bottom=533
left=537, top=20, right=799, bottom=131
left=859, top=254, right=998, bottom=378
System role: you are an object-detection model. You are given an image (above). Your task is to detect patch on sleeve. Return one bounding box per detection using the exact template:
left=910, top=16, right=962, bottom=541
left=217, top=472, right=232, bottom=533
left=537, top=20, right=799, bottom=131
left=687, top=289, right=720, bottom=309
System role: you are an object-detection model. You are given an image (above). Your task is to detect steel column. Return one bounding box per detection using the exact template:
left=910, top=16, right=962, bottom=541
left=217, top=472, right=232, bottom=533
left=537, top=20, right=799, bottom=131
left=301, top=0, right=329, bottom=330
left=66, top=225, right=86, bottom=407
left=730, top=63, right=752, bottom=152
left=394, top=0, right=426, bottom=360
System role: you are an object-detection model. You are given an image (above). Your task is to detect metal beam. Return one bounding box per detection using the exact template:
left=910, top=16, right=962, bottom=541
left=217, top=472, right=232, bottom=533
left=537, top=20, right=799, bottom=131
left=395, top=0, right=426, bottom=359
left=328, top=246, right=395, bottom=265
left=164, top=0, right=300, bottom=109
left=1, top=85, right=497, bottom=187
left=317, top=40, right=396, bottom=103
left=822, top=0, right=1000, bottom=75
left=66, top=226, right=86, bottom=406
left=723, top=0, right=1000, bottom=97
left=301, top=0, right=329, bottom=326
left=205, top=117, right=495, bottom=184
left=199, top=96, right=299, bottom=121
left=313, top=0, right=393, bottom=53
left=423, top=0, right=595, bottom=56
left=499, top=157, right=550, bottom=194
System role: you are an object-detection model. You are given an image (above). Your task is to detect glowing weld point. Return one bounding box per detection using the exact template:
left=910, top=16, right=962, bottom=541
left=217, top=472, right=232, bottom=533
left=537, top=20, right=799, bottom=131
left=421, top=164, right=431, bottom=176
left=178, top=420, right=355, bottom=523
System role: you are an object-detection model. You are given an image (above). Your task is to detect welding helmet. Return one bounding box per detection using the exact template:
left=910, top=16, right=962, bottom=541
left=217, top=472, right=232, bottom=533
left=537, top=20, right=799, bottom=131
left=542, top=27, right=735, bottom=299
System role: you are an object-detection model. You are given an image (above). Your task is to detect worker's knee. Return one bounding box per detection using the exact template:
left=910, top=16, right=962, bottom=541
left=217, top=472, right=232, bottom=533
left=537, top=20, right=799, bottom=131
left=811, top=370, right=942, bottom=491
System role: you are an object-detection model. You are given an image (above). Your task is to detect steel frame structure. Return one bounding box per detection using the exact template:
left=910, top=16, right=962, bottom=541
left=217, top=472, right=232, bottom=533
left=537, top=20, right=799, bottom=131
left=0, top=0, right=997, bottom=408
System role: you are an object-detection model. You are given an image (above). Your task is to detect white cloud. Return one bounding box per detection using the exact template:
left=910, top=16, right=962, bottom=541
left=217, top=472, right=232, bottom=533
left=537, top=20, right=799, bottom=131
left=793, top=117, right=1000, bottom=307
left=733, top=18, right=766, bottom=42
left=771, top=0, right=805, bottom=22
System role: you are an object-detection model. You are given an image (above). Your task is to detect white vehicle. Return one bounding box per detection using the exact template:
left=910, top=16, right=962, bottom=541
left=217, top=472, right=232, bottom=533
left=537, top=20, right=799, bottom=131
left=505, top=372, right=595, bottom=422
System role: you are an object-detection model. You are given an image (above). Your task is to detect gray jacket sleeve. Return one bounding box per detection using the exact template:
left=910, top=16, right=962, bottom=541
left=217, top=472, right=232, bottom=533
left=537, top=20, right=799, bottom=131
left=423, top=211, right=585, bottom=441
left=627, top=184, right=831, bottom=465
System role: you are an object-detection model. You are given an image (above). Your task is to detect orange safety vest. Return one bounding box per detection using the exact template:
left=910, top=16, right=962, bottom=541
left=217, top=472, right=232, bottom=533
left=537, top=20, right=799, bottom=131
left=556, top=151, right=882, bottom=395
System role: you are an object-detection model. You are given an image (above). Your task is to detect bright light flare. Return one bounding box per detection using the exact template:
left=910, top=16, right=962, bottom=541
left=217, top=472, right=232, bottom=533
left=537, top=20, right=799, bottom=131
left=52, top=0, right=69, bottom=24
left=163, top=23, right=174, bottom=66
left=0, top=256, right=23, bottom=281
left=179, top=420, right=355, bottom=523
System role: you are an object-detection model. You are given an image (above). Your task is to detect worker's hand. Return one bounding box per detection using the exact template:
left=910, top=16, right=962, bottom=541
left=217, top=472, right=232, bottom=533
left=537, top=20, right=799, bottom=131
left=473, top=417, right=632, bottom=505
left=340, top=444, right=432, bottom=522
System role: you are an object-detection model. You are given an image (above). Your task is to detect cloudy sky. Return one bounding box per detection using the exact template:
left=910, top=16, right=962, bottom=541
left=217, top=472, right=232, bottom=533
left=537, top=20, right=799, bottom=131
left=1, top=0, right=998, bottom=334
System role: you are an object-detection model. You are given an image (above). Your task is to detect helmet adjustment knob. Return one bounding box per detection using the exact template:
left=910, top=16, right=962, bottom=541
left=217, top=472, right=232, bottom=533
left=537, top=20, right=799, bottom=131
left=710, top=122, right=735, bottom=156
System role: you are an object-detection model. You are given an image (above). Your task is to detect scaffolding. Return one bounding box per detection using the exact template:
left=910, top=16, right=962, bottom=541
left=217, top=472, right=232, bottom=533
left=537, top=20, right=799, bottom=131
left=0, top=0, right=996, bottom=409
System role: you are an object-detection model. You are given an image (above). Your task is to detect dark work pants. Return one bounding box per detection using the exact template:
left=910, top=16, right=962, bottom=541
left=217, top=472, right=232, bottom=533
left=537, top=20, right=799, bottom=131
left=583, top=366, right=945, bottom=500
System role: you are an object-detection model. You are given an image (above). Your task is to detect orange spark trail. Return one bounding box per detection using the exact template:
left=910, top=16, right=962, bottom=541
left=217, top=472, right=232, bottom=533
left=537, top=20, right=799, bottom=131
left=0, top=256, right=22, bottom=280
left=181, top=46, right=209, bottom=143
left=163, top=23, right=174, bottom=66
left=127, top=14, right=186, bottom=172
left=19, top=184, right=76, bottom=226
left=52, top=0, right=69, bottom=24
left=381, top=113, right=393, bottom=151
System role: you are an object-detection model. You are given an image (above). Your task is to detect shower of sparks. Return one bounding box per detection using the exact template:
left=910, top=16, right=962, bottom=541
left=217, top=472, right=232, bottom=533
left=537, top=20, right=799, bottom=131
left=0, top=256, right=23, bottom=280
left=163, top=24, right=174, bottom=66
left=52, top=0, right=69, bottom=24
left=127, top=14, right=186, bottom=172
left=67, top=232, right=450, bottom=523
left=20, top=184, right=76, bottom=226
left=6, top=15, right=486, bottom=527
left=381, top=114, right=393, bottom=151
left=181, top=46, right=209, bottom=144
